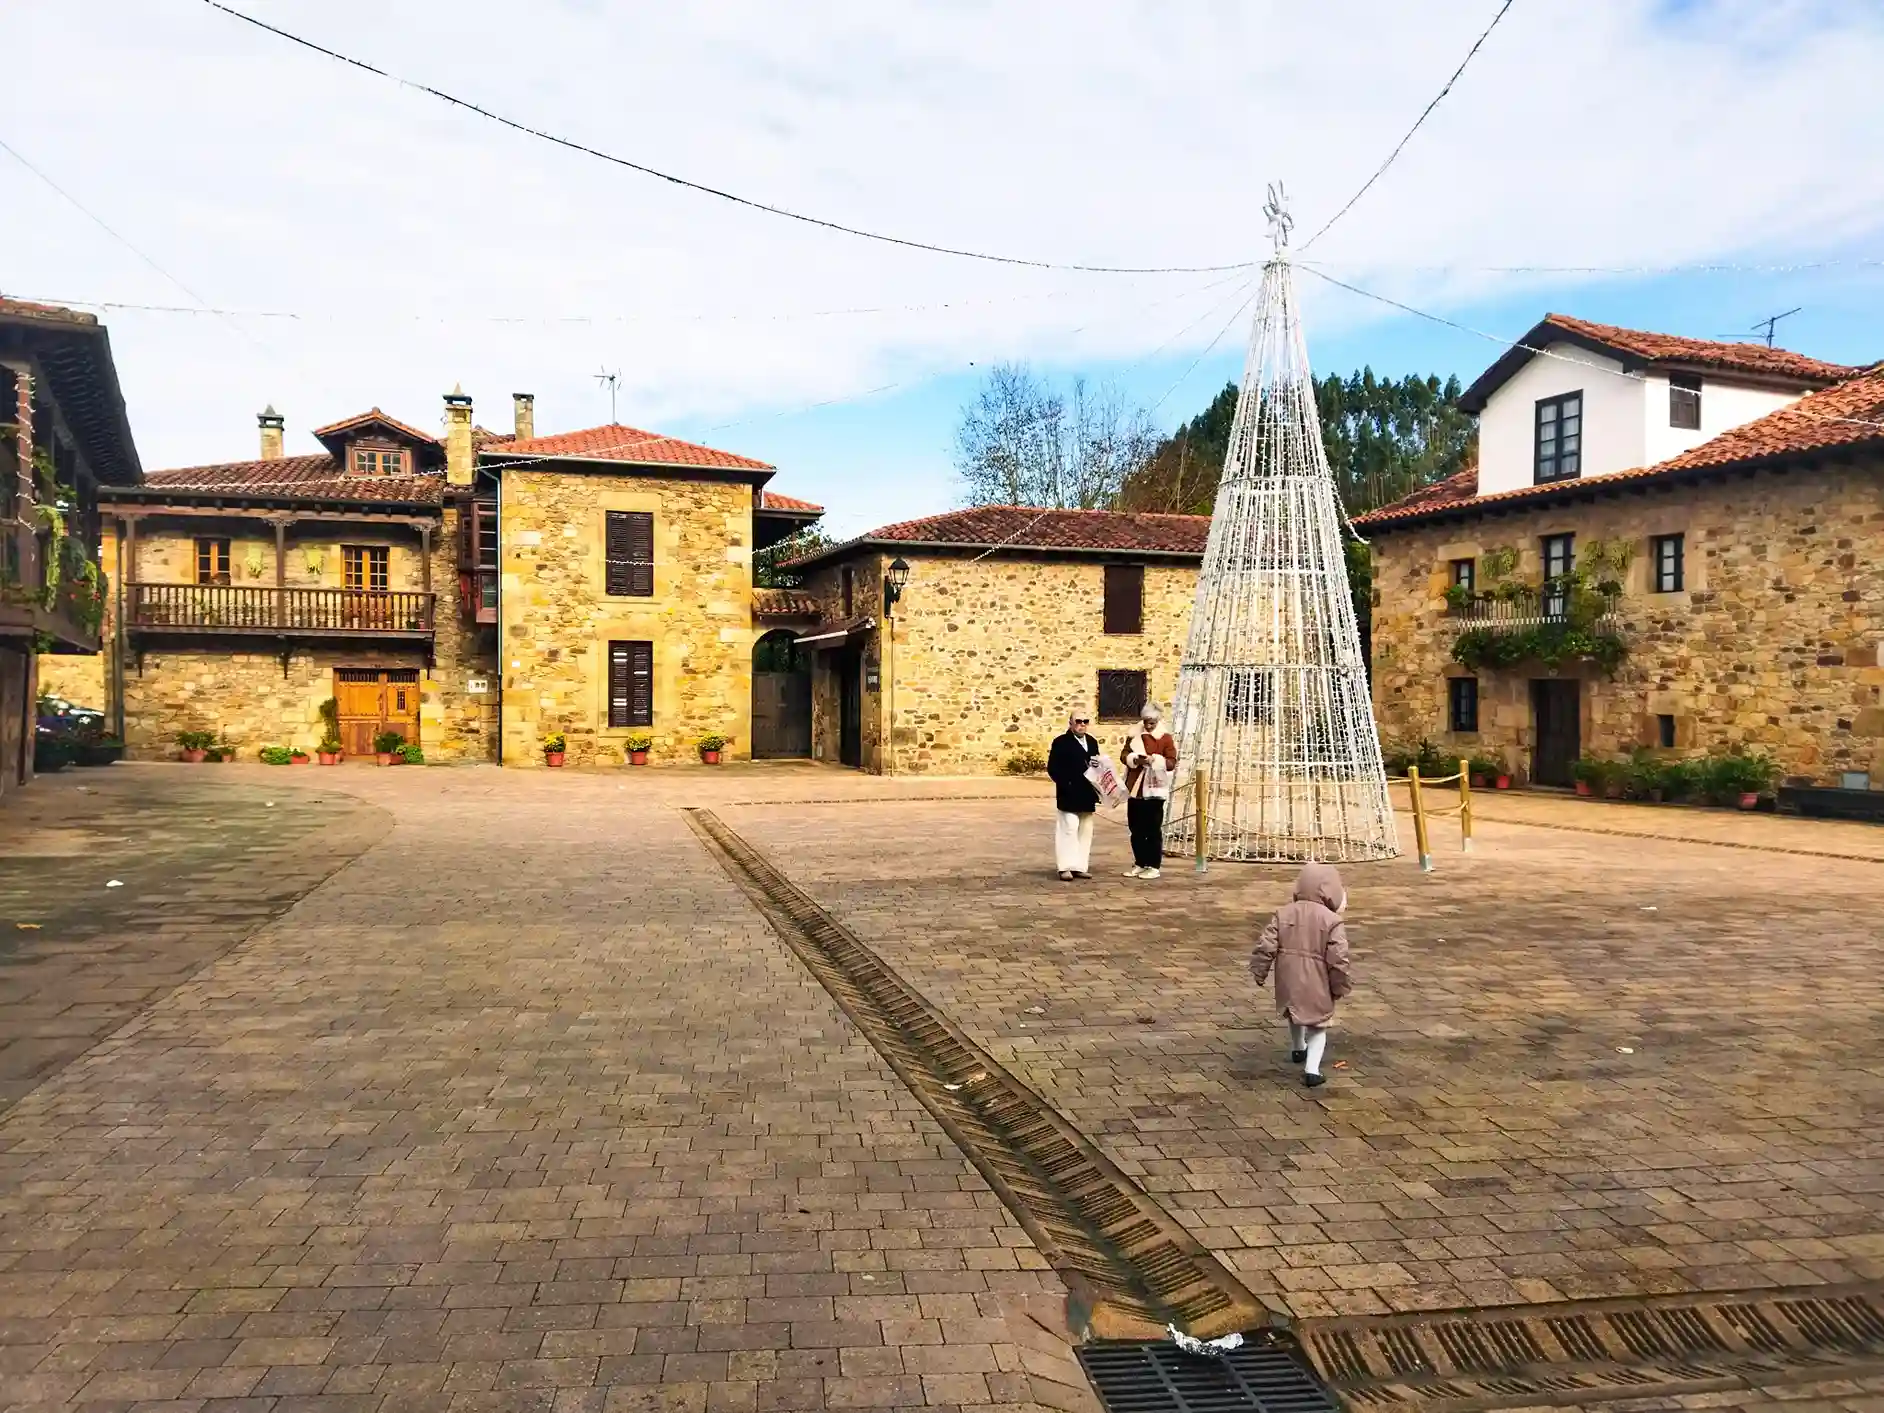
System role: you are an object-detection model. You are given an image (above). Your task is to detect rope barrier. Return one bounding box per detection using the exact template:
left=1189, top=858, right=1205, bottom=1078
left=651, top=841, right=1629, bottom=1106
left=1398, top=762, right=1474, bottom=870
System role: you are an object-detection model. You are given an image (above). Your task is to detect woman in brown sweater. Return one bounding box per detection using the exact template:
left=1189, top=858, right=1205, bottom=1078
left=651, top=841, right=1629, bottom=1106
left=1121, top=702, right=1178, bottom=879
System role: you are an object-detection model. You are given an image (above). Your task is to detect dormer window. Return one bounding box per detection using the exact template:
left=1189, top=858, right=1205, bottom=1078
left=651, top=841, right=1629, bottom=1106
left=1534, top=392, right=1582, bottom=484
left=352, top=446, right=406, bottom=476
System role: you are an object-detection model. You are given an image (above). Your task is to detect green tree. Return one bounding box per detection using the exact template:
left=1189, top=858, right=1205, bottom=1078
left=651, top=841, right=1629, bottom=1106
left=753, top=526, right=833, bottom=589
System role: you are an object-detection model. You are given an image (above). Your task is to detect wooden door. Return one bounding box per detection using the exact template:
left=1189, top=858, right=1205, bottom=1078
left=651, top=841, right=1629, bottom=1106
left=1530, top=678, right=1580, bottom=787
left=334, top=668, right=420, bottom=756
left=837, top=648, right=862, bottom=768
left=752, top=672, right=812, bottom=758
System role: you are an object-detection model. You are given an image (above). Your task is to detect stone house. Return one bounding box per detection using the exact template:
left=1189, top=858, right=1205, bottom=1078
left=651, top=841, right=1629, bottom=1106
left=1357, top=314, right=1882, bottom=787
left=783, top=508, right=1207, bottom=774
left=2, top=298, right=141, bottom=801
left=65, top=389, right=823, bottom=766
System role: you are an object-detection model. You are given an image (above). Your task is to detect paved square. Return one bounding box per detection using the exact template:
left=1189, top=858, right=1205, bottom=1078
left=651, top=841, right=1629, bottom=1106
left=1, top=762, right=1882, bottom=1411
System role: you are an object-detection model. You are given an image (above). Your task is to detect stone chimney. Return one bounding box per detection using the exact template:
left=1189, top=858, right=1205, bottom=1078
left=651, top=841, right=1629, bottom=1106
left=258, top=406, right=284, bottom=461
left=513, top=392, right=535, bottom=442
left=444, top=385, right=474, bottom=486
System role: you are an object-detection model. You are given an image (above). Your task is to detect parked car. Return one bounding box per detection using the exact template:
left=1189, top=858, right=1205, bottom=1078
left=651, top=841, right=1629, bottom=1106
left=34, top=695, right=121, bottom=767
left=37, top=693, right=104, bottom=736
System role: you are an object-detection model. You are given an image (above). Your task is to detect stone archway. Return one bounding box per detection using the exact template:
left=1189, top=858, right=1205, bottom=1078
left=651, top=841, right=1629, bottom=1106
left=751, top=629, right=812, bottom=758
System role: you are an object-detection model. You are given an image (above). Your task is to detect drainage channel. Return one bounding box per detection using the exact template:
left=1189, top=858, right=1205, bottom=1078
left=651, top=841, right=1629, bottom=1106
left=1302, top=1283, right=1884, bottom=1409
left=685, top=807, right=1276, bottom=1346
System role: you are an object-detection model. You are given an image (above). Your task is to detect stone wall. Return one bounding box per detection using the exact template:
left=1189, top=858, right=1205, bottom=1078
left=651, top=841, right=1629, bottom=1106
left=422, top=504, right=499, bottom=763
left=499, top=469, right=754, bottom=767
left=1367, top=458, right=1884, bottom=784
left=800, top=552, right=1198, bottom=775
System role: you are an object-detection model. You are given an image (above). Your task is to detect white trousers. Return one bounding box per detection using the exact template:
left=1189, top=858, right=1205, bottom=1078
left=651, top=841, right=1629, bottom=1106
left=1054, top=811, right=1095, bottom=874
left=1288, top=1022, right=1331, bottom=1075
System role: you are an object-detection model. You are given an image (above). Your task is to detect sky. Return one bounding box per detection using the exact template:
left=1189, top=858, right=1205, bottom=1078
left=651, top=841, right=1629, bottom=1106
left=5, top=1, right=1883, bottom=539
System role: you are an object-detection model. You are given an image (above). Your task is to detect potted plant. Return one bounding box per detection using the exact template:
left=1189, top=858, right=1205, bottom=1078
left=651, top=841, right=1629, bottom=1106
left=697, top=733, right=727, bottom=765
left=373, top=730, right=405, bottom=766
left=398, top=742, right=424, bottom=765
left=1571, top=756, right=1604, bottom=797
left=205, top=744, right=231, bottom=763
left=259, top=745, right=293, bottom=765
left=1467, top=754, right=1501, bottom=790
left=1624, top=751, right=1664, bottom=802
left=317, top=737, right=343, bottom=765
left=1704, top=750, right=1778, bottom=809
left=289, top=747, right=311, bottom=765
left=1658, top=757, right=1699, bottom=803
left=542, top=732, right=566, bottom=767
left=176, top=729, right=215, bottom=763
left=625, top=732, right=652, bottom=766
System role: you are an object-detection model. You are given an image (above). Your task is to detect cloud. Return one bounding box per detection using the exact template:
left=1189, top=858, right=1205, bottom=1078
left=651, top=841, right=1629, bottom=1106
left=5, top=0, right=1882, bottom=482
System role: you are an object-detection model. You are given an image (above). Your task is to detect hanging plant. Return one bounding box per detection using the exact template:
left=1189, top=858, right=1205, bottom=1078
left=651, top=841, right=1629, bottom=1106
left=1453, top=623, right=1627, bottom=675
left=304, top=546, right=325, bottom=575
left=1478, top=544, right=1520, bottom=583
left=245, top=544, right=266, bottom=578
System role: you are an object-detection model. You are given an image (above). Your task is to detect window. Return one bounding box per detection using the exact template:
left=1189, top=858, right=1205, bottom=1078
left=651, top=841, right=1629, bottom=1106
left=1669, top=373, right=1701, bottom=431
left=1534, top=392, right=1582, bottom=483
left=1448, top=677, right=1480, bottom=734
left=1450, top=558, right=1475, bottom=591
left=343, top=545, right=390, bottom=593
left=1103, top=564, right=1144, bottom=634
left=1096, top=669, right=1148, bottom=722
left=351, top=446, right=406, bottom=476
left=1651, top=533, right=1684, bottom=592
left=1225, top=668, right=1274, bottom=724
left=1657, top=713, right=1676, bottom=749
left=1541, top=533, right=1574, bottom=617
left=841, top=566, right=854, bottom=617
left=194, top=537, right=231, bottom=585
left=608, top=641, right=654, bottom=727
left=604, top=511, right=654, bottom=596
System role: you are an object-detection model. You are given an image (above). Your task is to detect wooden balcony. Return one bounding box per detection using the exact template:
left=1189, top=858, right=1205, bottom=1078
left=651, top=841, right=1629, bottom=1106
left=128, top=583, right=435, bottom=639
left=1, top=520, right=105, bottom=653
left=1448, top=580, right=1623, bottom=634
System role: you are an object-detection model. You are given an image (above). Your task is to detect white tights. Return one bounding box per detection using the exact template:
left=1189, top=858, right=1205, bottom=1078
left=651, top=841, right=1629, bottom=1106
left=1287, top=1022, right=1329, bottom=1075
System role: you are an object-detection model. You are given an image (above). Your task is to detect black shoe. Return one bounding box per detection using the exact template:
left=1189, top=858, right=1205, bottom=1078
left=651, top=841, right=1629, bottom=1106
left=1073, top=871, right=1093, bottom=880
left=1304, top=1073, right=1327, bottom=1088
left=1290, top=1050, right=1307, bottom=1064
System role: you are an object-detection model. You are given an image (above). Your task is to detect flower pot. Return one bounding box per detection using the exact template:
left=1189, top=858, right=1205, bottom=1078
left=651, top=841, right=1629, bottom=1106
left=1648, top=788, right=1665, bottom=803
left=700, top=749, right=722, bottom=765
left=1469, top=774, right=1486, bottom=789
left=1574, top=781, right=1593, bottom=797
left=290, top=754, right=310, bottom=765
left=182, top=749, right=207, bottom=763
left=1495, top=775, right=1511, bottom=790
left=628, top=750, right=649, bottom=766
left=317, top=752, right=339, bottom=765
left=376, top=752, right=395, bottom=767
left=1738, top=792, right=1759, bottom=810
left=545, top=752, right=566, bottom=768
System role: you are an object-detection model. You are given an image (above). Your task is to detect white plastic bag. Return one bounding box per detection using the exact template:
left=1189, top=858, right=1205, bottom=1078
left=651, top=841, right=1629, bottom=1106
left=1085, top=754, right=1128, bottom=809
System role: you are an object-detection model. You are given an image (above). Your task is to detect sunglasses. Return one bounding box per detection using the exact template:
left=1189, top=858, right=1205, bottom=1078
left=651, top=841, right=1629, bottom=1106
left=1073, top=718, right=1090, bottom=725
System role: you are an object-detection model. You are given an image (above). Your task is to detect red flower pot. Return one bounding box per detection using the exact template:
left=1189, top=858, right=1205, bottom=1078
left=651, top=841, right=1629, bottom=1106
left=1469, top=774, right=1486, bottom=789
left=1575, top=780, right=1593, bottom=797
left=1494, top=775, right=1511, bottom=790
left=290, top=754, right=310, bottom=765
left=376, top=752, right=395, bottom=766
left=317, top=752, right=339, bottom=765
left=1738, top=792, right=1758, bottom=810
left=700, top=750, right=722, bottom=765
left=182, top=749, right=207, bottom=763
left=629, top=750, right=649, bottom=766
left=545, top=752, right=566, bottom=768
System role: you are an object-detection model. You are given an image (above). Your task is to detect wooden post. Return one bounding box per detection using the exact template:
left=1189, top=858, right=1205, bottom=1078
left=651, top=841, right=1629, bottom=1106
left=1459, top=758, right=1474, bottom=853
left=273, top=518, right=288, bottom=628
left=1194, top=766, right=1208, bottom=875
left=1408, top=766, right=1433, bottom=872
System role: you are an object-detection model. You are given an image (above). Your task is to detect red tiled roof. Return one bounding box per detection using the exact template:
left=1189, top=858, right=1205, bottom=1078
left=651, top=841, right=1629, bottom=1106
left=760, top=490, right=823, bottom=514
left=310, top=408, right=439, bottom=445
left=138, top=454, right=445, bottom=505
left=752, top=588, right=820, bottom=618
left=1356, top=366, right=1884, bottom=531
left=482, top=422, right=773, bottom=471
left=1543, top=314, right=1858, bottom=384
left=473, top=425, right=514, bottom=447
left=792, top=506, right=1210, bottom=568
left=0, top=296, right=99, bottom=328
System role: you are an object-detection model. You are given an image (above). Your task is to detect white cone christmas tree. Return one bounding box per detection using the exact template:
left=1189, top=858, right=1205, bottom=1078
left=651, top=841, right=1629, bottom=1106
left=1166, top=188, right=1398, bottom=864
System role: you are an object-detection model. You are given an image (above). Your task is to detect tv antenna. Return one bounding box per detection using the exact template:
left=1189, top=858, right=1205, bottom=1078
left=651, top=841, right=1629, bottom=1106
left=594, top=366, right=621, bottom=421
left=1750, top=307, right=1801, bottom=349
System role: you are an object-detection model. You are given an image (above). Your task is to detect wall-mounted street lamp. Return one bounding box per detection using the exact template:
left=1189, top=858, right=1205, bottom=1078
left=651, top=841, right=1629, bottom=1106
left=883, top=556, right=911, bottom=614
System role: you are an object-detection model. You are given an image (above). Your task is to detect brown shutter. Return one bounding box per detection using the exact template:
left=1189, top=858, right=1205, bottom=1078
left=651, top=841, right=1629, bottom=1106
left=608, top=641, right=655, bottom=727
left=608, top=642, right=631, bottom=727
left=1103, top=564, right=1143, bottom=634
left=605, top=512, right=654, bottom=596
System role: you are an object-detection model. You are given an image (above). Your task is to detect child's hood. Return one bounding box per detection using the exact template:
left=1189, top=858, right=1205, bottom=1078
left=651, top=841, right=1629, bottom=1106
left=1292, top=862, right=1346, bottom=913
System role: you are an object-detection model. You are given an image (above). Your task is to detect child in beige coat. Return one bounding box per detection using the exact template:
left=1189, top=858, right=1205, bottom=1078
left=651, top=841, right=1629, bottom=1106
left=1249, top=862, right=1352, bottom=1087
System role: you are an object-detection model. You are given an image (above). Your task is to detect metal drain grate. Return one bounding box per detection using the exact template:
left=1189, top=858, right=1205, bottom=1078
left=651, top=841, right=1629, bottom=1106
left=685, top=809, right=1273, bottom=1341
left=1302, top=1283, right=1884, bottom=1408
left=1079, top=1340, right=1339, bottom=1413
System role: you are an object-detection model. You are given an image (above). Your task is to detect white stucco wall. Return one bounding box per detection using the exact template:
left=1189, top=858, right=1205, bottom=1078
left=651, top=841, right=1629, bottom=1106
left=1640, top=373, right=1803, bottom=466
left=1476, top=343, right=1644, bottom=496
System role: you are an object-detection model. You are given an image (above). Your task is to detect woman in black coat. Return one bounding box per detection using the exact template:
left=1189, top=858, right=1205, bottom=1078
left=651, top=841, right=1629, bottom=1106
left=1046, top=711, right=1101, bottom=881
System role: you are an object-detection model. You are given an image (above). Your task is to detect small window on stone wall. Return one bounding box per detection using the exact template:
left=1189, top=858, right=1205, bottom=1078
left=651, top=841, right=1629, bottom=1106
left=1448, top=676, right=1479, bottom=734
left=1657, top=713, right=1676, bottom=749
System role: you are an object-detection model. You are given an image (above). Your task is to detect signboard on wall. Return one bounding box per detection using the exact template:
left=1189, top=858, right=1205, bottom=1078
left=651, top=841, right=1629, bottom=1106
left=865, top=668, right=880, bottom=692
left=467, top=678, right=489, bottom=694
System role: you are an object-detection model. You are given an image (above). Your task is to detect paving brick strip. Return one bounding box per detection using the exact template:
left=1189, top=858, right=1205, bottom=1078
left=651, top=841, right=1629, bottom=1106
left=684, top=808, right=1276, bottom=1346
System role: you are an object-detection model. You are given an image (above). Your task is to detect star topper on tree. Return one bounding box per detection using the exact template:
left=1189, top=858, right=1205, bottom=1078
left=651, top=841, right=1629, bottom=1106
left=1263, top=182, right=1293, bottom=256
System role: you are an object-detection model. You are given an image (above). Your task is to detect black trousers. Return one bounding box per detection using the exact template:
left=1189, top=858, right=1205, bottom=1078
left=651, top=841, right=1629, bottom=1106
left=1127, top=796, right=1165, bottom=869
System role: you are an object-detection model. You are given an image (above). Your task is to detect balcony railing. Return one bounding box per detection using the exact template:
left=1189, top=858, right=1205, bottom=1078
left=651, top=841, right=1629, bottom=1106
left=1448, top=580, right=1622, bottom=633
left=129, top=583, right=435, bottom=636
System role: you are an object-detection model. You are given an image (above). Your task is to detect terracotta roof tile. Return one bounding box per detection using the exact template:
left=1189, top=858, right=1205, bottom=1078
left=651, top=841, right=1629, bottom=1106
left=1542, top=313, right=1859, bottom=384
left=0, top=296, right=100, bottom=328
left=139, top=454, right=445, bottom=505
left=310, top=407, right=439, bottom=445
left=793, top=506, right=1210, bottom=569
left=760, top=490, right=823, bottom=513
left=1356, top=366, right=1884, bottom=531
left=482, top=422, right=773, bottom=471
left=752, top=588, right=820, bottom=618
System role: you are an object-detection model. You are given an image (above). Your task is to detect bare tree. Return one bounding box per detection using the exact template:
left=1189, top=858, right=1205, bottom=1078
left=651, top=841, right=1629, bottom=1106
left=954, top=362, right=1159, bottom=509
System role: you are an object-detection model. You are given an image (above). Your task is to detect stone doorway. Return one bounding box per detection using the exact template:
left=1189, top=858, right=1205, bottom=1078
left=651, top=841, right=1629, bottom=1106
left=334, top=667, right=420, bottom=757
